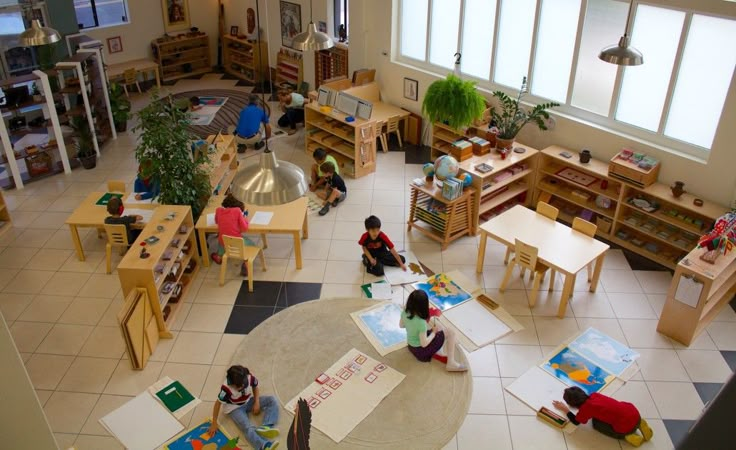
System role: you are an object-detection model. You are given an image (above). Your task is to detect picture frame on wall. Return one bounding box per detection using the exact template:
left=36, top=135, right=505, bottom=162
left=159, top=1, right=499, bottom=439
left=162, top=0, right=190, bottom=33
left=318, top=21, right=327, bottom=33
left=404, top=78, right=418, bottom=101
left=107, top=36, right=123, bottom=54
left=280, top=1, right=302, bottom=49
left=230, top=26, right=239, bottom=36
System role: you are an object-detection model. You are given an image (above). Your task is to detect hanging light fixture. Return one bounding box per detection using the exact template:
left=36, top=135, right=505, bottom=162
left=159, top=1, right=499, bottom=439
left=18, top=19, right=60, bottom=47
left=598, top=0, right=643, bottom=66
left=292, top=0, right=334, bottom=51
left=230, top=0, right=308, bottom=206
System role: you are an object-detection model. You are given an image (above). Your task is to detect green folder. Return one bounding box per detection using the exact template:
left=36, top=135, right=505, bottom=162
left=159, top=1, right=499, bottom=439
left=155, top=380, right=195, bottom=413
left=96, top=192, right=124, bottom=206
left=361, top=280, right=387, bottom=299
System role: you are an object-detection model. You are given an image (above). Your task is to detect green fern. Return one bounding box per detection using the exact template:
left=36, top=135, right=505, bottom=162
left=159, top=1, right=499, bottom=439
left=422, top=74, right=486, bottom=130
left=491, top=77, right=559, bottom=139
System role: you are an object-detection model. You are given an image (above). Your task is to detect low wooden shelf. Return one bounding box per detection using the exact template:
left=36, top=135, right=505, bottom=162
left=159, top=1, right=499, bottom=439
left=407, top=182, right=476, bottom=250
left=152, top=34, right=211, bottom=83
left=222, top=35, right=268, bottom=84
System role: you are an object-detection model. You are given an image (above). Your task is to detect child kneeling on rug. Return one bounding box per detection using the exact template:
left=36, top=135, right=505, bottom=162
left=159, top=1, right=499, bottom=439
left=210, top=194, right=256, bottom=276
left=400, top=290, right=467, bottom=372
left=209, top=365, right=280, bottom=450
left=553, top=386, right=653, bottom=447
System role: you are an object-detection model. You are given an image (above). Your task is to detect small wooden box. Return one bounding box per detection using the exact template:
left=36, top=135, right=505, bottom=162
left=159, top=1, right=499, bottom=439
left=450, top=140, right=473, bottom=161
left=468, top=136, right=491, bottom=156
left=477, top=129, right=497, bottom=148
left=608, top=151, right=660, bottom=187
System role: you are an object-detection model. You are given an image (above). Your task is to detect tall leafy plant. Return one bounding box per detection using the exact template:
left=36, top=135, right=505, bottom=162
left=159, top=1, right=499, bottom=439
left=491, top=77, right=559, bottom=139
left=422, top=74, right=486, bottom=130
left=133, top=92, right=211, bottom=217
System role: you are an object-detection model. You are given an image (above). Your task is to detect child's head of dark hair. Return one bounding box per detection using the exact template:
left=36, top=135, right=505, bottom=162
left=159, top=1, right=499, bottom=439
left=107, top=196, right=122, bottom=215
left=222, top=193, right=245, bottom=210
left=227, top=365, right=250, bottom=387
left=277, top=89, right=291, bottom=100
left=313, top=148, right=327, bottom=162
left=405, top=290, right=429, bottom=320
left=190, top=96, right=200, bottom=105
left=364, top=215, right=381, bottom=231
left=320, top=161, right=336, bottom=175
left=563, top=387, right=589, bottom=407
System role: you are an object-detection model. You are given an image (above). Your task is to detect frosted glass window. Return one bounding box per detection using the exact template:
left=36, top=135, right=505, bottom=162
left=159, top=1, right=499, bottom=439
left=494, top=0, right=536, bottom=88
left=570, top=0, right=627, bottom=115
left=532, top=0, right=582, bottom=102
left=400, top=0, right=429, bottom=60
left=0, top=10, right=24, bottom=35
left=616, top=6, right=684, bottom=131
left=429, top=0, right=461, bottom=69
left=665, top=15, right=736, bottom=149
left=460, top=0, right=497, bottom=79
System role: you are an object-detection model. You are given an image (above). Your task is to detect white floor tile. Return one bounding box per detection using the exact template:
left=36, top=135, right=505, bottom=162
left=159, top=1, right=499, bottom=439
left=706, top=321, right=736, bottom=351
left=600, top=270, right=643, bottom=294
left=468, top=377, right=506, bottom=414
left=647, top=381, right=705, bottom=420
left=619, top=319, right=674, bottom=349
left=676, top=350, right=733, bottom=383
left=495, top=344, right=543, bottom=378
left=508, top=415, right=567, bottom=450
left=607, top=293, right=657, bottom=320
left=464, top=344, right=500, bottom=377
left=635, top=349, right=690, bottom=382
left=611, top=380, right=660, bottom=419
left=457, top=414, right=512, bottom=450
left=633, top=271, right=673, bottom=295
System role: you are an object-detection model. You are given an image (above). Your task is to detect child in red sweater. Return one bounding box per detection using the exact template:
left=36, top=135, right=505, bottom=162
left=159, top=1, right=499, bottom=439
left=553, top=386, right=653, bottom=447
left=210, top=194, right=256, bottom=276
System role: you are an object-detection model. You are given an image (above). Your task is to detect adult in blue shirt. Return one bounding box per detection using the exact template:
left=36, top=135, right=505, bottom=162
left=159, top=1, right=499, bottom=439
left=232, top=94, right=271, bottom=152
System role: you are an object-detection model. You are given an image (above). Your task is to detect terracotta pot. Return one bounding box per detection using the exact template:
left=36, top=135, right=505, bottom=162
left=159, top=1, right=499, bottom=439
left=496, top=137, right=514, bottom=151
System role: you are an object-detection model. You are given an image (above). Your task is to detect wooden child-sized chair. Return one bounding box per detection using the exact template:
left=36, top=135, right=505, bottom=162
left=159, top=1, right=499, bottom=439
left=103, top=224, right=130, bottom=274
left=500, top=239, right=552, bottom=308
left=123, top=68, right=141, bottom=97
left=572, top=217, right=598, bottom=282
left=107, top=180, right=126, bottom=193
left=503, top=200, right=561, bottom=270
left=379, top=115, right=403, bottom=153
left=219, top=235, right=267, bottom=291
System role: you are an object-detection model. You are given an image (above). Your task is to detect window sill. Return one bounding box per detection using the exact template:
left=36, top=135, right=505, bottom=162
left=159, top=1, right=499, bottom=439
left=80, top=21, right=130, bottom=32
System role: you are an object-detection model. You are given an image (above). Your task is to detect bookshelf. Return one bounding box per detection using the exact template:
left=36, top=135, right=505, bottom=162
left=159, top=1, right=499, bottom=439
left=151, top=34, right=211, bottom=83
left=0, top=190, right=11, bottom=236
left=276, top=48, right=303, bottom=88
left=222, top=35, right=268, bottom=84
left=315, top=44, right=349, bottom=88
left=407, top=182, right=476, bottom=250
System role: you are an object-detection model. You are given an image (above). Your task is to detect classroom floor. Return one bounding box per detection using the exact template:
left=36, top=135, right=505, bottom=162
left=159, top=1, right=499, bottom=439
left=1, top=74, right=735, bottom=450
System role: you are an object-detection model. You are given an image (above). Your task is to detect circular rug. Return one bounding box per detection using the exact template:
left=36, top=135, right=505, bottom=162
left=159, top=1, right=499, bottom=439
left=231, top=298, right=472, bottom=449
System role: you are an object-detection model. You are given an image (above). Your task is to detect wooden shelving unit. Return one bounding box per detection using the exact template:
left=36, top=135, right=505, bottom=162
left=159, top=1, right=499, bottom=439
left=151, top=34, right=211, bottom=83
left=116, top=206, right=200, bottom=343
left=304, top=102, right=378, bottom=178
left=315, top=44, right=348, bottom=87
left=407, top=182, right=476, bottom=250
left=657, top=247, right=736, bottom=346
left=275, top=48, right=303, bottom=88
left=222, top=35, right=268, bottom=84
left=202, top=134, right=238, bottom=194
left=0, top=190, right=11, bottom=236
left=77, top=48, right=116, bottom=146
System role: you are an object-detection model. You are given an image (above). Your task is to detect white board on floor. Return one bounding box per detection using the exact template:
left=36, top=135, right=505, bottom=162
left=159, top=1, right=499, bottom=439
left=443, top=299, right=513, bottom=347
left=100, top=391, right=184, bottom=450
left=383, top=251, right=426, bottom=285
left=505, top=366, right=568, bottom=413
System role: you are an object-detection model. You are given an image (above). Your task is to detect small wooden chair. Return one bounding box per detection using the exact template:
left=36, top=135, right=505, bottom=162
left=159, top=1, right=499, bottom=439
left=219, top=235, right=267, bottom=291
left=122, top=68, right=141, bottom=97
left=107, top=180, right=126, bottom=193
left=503, top=201, right=561, bottom=267
left=379, top=115, right=403, bottom=153
left=103, top=224, right=129, bottom=274
left=573, top=217, right=598, bottom=282
left=500, top=239, right=552, bottom=308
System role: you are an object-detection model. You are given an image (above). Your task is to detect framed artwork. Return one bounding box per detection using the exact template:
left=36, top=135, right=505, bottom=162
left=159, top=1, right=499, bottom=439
left=230, top=26, right=239, bottom=36
left=318, top=21, right=327, bottom=33
left=404, top=78, right=418, bottom=101
left=107, top=36, right=123, bottom=54
left=280, top=1, right=302, bottom=49
left=161, top=0, right=190, bottom=33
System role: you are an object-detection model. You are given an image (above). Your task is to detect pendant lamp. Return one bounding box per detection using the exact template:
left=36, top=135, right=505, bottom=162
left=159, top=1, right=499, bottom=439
left=19, top=19, right=61, bottom=47
left=292, top=0, right=334, bottom=51
left=598, top=0, right=643, bottom=66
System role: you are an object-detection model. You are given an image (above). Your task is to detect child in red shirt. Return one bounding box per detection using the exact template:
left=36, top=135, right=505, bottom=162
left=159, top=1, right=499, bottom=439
left=210, top=194, right=256, bottom=276
left=359, top=215, right=406, bottom=276
left=553, top=386, right=653, bottom=447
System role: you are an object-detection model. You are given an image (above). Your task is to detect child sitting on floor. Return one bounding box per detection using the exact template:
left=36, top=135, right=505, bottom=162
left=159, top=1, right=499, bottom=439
left=553, top=386, right=653, bottom=447
left=399, top=290, right=467, bottom=372
left=359, top=215, right=406, bottom=276
left=104, top=196, right=142, bottom=243
left=209, top=365, right=280, bottom=450
left=210, top=194, right=256, bottom=276
left=309, top=148, right=339, bottom=192
left=316, top=161, right=346, bottom=216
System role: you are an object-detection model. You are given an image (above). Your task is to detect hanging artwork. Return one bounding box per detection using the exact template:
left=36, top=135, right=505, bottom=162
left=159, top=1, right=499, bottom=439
left=162, top=0, right=190, bottom=33
left=280, top=1, right=302, bottom=49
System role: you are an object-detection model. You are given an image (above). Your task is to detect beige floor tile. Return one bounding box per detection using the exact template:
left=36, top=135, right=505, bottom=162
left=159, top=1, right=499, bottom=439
left=533, top=316, right=580, bottom=346
left=19, top=351, right=32, bottom=362
left=79, top=325, right=126, bottom=359
left=213, top=334, right=244, bottom=365
left=676, top=349, right=733, bottom=383
left=283, top=258, right=327, bottom=283
left=320, top=283, right=363, bottom=299
left=10, top=320, right=53, bottom=352
left=28, top=211, right=70, bottom=230
left=104, top=360, right=164, bottom=396
left=611, top=380, right=660, bottom=419
left=647, top=381, right=705, bottom=420
left=25, top=353, right=75, bottom=390
left=77, top=273, right=121, bottom=298
left=36, top=323, right=94, bottom=355
left=468, top=377, right=506, bottom=414
left=168, top=331, right=222, bottom=365
left=575, top=318, right=628, bottom=345
left=464, top=344, right=500, bottom=377
left=636, top=349, right=690, bottom=382
left=569, top=291, right=616, bottom=318
left=457, top=414, right=512, bottom=450
left=58, top=297, right=112, bottom=325
left=45, top=228, right=91, bottom=251
left=0, top=292, right=34, bottom=321
left=160, top=362, right=211, bottom=397
left=193, top=278, right=240, bottom=305
left=182, top=304, right=233, bottom=333
left=80, top=394, right=134, bottom=436
left=17, top=295, right=74, bottom=323
left=6, top=210, right=41, bottom=228
left=185, top=400, right=215, bottom=428
left=57, top=357, right=119, bottom=393
left=54, top=433, right=78, bottom=449
left=35, top=389, right=54, bottom=406
left=508, top=415, right=567, bottom=450
left=40, top=272, right=92, bottom=297
left=441, top=435, right=457, bottom=450
left=74, top=434, right=125, bottom=449
left=98, top=298, right=124, bottom=327
left=706, top=321, right=736, bottom=351
left=619, top=319, right=674, bottom=349
left=201, top=365, right=227, bottom=401
left=3, top=268, right=54, bottom=294
left=564, top=423, right=624, bottom=450
left=9, top=228, right=54, bottom=248
left=0, top=267, right=19, bottom=291
left=495, top=315, right=538, bottom=345
left=147, top=332, right=178, bottom=362
left=24, top=248, right=74, bottom=271
left=495, top=344, right=543, bottom=378
left=43, top=391, right=99, bottom=433
left=59, top=250, right=107, bottom=273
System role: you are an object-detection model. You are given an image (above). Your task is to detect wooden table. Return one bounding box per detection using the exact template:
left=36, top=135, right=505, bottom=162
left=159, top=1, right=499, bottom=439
left=107, top=58, right=161, bottom=89
left=66, top=192, right=158, bottom=261
left=476, top=205, right=609, bottom=318
left=195, top=196, right=309, bottom=269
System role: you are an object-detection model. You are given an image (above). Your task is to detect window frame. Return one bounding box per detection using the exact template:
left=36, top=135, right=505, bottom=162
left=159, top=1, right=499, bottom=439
left=333, top=0, right=349, bottom=39
left=395, top=0, right=736, bottom=161
left=74, top=0, right=130, bottom=30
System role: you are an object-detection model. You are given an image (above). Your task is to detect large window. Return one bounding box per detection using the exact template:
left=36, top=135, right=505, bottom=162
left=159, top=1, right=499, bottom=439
left=334, top=0, right=349, bottom=39
left=397, top=0, right=736, bottom=157
left=74, top=0, right=129, bottom=29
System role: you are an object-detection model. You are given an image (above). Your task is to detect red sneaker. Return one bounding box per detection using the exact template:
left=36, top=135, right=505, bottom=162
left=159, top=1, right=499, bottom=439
left=210, top=253, right=222, bottom=265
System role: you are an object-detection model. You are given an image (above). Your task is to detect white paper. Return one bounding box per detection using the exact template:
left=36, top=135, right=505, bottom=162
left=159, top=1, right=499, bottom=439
left=250, top=211, right=274, bottom=225
left=370, top=282, right=392, bottom=300
left=675, top=275, right=703, bottom=308
left=383, top=251, right=426, bottom=286
left=506, top=366, right=569, bottom=413
left=126, top=208, right=154, bottom=224
left=13, top=132, right=49, bottom=151
left=100, top=392, right=184, bottom=450
left=443, top=300, right=512, bottom=347
left=126, top=193, right=158, bottom=205
left=206, top=213, right=216, bottom=227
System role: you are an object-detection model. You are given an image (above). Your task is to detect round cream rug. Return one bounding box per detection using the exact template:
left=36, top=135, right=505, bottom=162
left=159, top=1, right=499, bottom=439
left=231, top=298, right=472, bottom=449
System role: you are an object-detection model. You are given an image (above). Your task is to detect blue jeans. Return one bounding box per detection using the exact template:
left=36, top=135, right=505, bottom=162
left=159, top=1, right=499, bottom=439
left=228, top=396, right=280, bottom=450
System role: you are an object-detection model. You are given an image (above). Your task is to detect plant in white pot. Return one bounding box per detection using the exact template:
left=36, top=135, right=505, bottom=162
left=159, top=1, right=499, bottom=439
left=491, top=77, right=559, bottom=150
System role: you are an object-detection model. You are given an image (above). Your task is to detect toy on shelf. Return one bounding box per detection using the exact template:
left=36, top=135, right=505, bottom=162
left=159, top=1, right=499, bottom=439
left=697, top=211, right=736, bottom=263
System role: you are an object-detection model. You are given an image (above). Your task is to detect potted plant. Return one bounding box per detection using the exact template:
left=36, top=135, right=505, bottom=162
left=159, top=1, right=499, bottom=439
left=108, top=82, right=131, bottom=132
left=422, top=74, right=486, bottom=131
left=70, top=115, right=97, bottom=169
left=491, top=77, right=559, bottom=150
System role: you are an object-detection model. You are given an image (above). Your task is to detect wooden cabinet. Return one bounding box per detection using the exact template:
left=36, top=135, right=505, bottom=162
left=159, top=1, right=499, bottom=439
left=202, top=134, right=238, bottom=195
left=275, top=49, right=303, bottom=88
left=0, top=190, right=11, bottom=236
left=315, top=44, right=348, bottom=88
left=657, top=248, right=736, bottom=346
left=152, top=34, right=211, bottom=83
left=407, top=182, right=476, bottom=250
left=304, top=103, right=378, bottom=178
left=222, top=35, right=268, bottom=84
left=116, top=206, right=200, bottom=340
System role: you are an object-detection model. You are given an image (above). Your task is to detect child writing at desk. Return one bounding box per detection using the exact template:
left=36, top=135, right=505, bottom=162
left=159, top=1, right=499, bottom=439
left=133, top=161, right=160, bottom=201
left=104, top=196, right=142, bottom=243
left=210, top=194, right=256, bottom=276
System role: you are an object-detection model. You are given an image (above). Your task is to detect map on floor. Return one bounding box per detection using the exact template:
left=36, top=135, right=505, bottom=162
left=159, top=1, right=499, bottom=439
left=383, top=251, right=426, bottom=285
left=197, top=96, right=228, bottom=107
left=164, top=419, right=234, bottom=450
left=351, top=301, right=407, bottom=356
left=412, top=273, right=472, bottom=311
left=541, top=347, right=615, bottom=395
left=567, top=327, right=639, bottom=377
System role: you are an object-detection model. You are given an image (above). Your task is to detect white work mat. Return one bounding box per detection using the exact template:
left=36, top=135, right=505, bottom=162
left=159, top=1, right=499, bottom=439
left=100, top=391, right=184, bottom=450
left=383, top=251, right=427, bottom=286
left=350, top=301, right=407, bottom=356
left=442, top=298, right=518, bottom=348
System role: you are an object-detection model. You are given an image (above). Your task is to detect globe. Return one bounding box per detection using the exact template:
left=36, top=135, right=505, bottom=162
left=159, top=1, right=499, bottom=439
left=457, top=172, right=473, bottom=187
left=422, top=162, right=435, bottom=177
left=434, top=155, right=460, bottom=181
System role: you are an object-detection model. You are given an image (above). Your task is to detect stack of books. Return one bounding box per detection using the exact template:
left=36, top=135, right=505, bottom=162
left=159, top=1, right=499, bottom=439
left=442, top=177, right=464, bottom=201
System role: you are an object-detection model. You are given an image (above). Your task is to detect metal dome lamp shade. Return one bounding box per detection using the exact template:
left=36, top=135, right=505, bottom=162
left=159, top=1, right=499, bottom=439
left=19, top=19, right=61, bottom=47
left=230, top=150, right=308, bottom=206
left=598, top=0, right=643, bottom=66
left=292, top=0, right=334, bottom=51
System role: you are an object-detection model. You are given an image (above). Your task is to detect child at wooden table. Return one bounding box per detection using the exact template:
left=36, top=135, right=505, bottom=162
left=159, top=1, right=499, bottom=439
left=359, top=215, right=405, bottom=276
left=104, top=196, right=142, bottom=243
left=400, top=289, right=467, bottom=372
left=210, top=194, right=256, bottom=276
left=208, top=365, right=280, bottom=450
left=133, top=161, right=159, bottom=201
left=553, top=386, right=653, bottom=447
left=309, top=147, right=339, bottom=192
